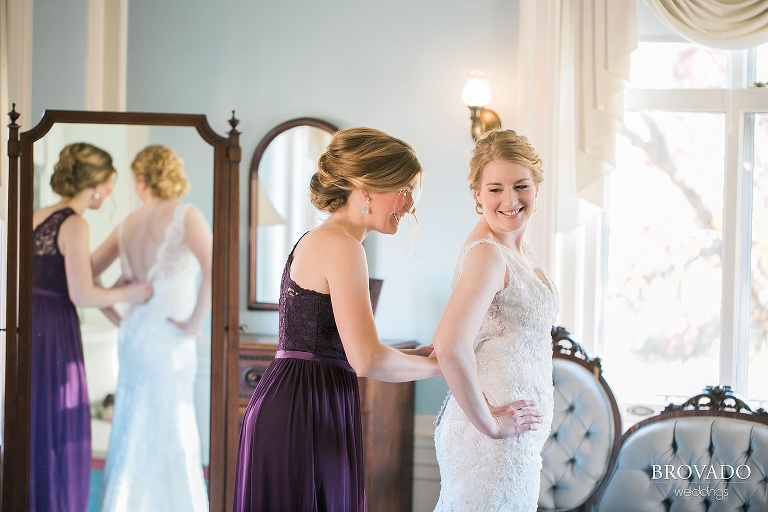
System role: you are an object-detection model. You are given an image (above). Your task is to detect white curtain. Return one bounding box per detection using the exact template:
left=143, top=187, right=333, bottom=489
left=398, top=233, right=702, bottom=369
left=516, top=0, right=636, bottom=231
left=515, top=0, right=636, bottom=346
left=1, top=0, right=33, bottom=448
left=1, top=0, right=33, bottom=220
left=644, top=0, right=768, bottom=49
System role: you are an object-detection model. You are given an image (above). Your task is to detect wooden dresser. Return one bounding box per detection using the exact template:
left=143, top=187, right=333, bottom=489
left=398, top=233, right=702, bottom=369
left=238, top=334, right=417, bottom=512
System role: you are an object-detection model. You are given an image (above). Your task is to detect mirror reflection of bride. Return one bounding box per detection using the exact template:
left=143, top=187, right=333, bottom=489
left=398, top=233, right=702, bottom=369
left=92, top=145, right=212, bottom=511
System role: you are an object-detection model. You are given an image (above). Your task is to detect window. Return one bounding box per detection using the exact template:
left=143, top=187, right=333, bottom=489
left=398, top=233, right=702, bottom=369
left=604, top=42, right=768, bottom=408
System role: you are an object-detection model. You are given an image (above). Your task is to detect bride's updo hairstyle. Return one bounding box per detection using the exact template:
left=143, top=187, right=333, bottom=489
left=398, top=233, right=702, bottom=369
left=468, top=129, right=543, bottom=214
left=50, top=142, right=117, bottom=198
left=310, top=127, right=422, bottom=213
left=131, top=144, right=189, bottom=200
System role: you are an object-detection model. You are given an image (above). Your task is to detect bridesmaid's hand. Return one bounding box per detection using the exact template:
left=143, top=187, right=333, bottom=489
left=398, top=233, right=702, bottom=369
left=400, top=344, right=435, bottom=357
left=125, top=282, right=153, bottom=304
left=484, top=394, right=543, bottom=439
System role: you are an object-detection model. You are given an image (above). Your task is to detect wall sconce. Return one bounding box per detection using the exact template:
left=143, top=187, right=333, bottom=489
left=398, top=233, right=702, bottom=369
left=462, top=71, right=502, bottom=141
left=256, top=178, right=286, bottom=226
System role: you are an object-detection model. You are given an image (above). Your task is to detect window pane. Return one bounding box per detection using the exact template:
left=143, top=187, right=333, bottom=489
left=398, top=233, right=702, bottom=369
left=630, top=42, right=727, bottom=89
left=749, top=113, right=768, bottom=402
left=757, top=43, right=768, bottom=85
left=606, top=111, right=725, bottom=401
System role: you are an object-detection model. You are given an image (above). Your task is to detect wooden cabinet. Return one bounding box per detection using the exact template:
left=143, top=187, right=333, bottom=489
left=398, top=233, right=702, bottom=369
left=238, top=334, right=416, bottom=512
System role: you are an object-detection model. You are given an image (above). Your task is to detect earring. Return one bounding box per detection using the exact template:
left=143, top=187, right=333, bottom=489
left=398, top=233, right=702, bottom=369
left=93, top=192, right=101, bottom=200
left=362, top=197, right=370, bottom=215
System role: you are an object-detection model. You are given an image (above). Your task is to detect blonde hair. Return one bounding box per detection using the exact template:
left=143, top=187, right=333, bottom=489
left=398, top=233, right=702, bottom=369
left=49, top=142, right=116, bottom=198
left=310, top=127, right=422, bottom=213
left=131, top=145, right=189, bottom=200
left=468, top=129, right=543, bottom=212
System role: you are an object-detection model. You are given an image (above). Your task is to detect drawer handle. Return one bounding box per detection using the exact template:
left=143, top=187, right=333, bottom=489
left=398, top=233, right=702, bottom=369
left=244, top=368, right=262, bottom=389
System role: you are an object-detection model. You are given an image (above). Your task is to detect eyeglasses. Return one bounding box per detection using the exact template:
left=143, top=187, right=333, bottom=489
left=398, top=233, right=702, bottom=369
left=396, top=186, right=421, bottom=214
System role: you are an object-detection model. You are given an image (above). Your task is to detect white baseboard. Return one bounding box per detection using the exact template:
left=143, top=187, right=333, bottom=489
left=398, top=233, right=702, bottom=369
left=412, top=413, right=439, bottom=512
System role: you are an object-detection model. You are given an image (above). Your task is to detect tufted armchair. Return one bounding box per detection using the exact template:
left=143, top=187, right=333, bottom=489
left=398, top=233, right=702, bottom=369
left=596, top=385, right=768, bottom=512
left=538, top=326, right=622, bottom=511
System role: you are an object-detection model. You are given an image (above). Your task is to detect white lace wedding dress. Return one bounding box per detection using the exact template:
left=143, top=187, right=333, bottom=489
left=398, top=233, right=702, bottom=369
left=101, top=203, right=208, bottom=512
left=434, top=238, right=559, bottom=512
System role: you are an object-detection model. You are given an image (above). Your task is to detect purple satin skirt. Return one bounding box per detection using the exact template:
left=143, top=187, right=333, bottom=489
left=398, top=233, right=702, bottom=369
left=233, top=350, right=366, bottom=511
left=30, top=289, right=91, bottom=512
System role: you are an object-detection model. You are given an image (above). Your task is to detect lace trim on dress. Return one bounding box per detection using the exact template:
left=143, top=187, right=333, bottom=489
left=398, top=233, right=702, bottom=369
left=434, top=390, right=453, bottom=427
left=119, top=202, right=191, bottom=283
left=147, top=203, right=190, bottom=282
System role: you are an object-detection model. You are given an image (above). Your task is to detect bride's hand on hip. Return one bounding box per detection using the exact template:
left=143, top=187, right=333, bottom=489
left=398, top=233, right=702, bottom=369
left=484, top=394, right=543, bottom=439
left=167, top=317, right=201, bottom=338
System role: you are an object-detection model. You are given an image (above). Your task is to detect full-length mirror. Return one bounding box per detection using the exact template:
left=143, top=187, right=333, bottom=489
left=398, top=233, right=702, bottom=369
left=247, top=118, right=337, bottom=310
left=3, top=110, right=240, bottom=512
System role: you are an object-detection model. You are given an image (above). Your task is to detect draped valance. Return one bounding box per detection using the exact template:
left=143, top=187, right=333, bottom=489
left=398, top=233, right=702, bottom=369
left=644, top=0, right=768, bottom=49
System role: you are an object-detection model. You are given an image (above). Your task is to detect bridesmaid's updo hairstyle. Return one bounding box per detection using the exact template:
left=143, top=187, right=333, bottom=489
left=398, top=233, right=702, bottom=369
left=310, top=127, right=422, bottom=213
left=468, top=129, right=543, bottom=213
left=49, top=142, right=116, bottom=198
left=131, top=144, right=189, bottom=200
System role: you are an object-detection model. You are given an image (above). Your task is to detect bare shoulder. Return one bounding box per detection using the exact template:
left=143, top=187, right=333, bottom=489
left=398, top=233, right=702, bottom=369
left=462, top=237, right=506, bottom=268
left=454, top=238, right=507, bottom=294
left=295, top=227, right=365, bottom=264
left=183, top=203, right=210, bottom=228
left=291, top=227, right=367, bottom=294
left=58, top=210, right=88, bottom=234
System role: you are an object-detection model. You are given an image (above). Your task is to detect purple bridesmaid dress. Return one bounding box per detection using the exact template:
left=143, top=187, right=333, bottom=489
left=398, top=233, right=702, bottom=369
left=233, top=240, right=366, bottom=511
left=31, top=208, right=91, bottom=512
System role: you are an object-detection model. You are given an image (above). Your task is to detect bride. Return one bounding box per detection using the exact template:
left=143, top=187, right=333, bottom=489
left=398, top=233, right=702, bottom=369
left=92, top=144, right=212, bottom=511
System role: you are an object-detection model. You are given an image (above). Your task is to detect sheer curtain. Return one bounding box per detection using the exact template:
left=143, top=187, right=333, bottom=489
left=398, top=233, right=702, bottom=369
left=515, top=0, right=636, bottom=348
left=643, top=0, right=768, bottom=50
left=0, top=0, right=32, bottom=447
left=1, top=0, right=33, bottom=221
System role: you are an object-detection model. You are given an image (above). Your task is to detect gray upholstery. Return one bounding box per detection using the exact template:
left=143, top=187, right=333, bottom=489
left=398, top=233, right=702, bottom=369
left=597, top=415, right=768, bottom=511
left=538, top=356, right=621, bottom=511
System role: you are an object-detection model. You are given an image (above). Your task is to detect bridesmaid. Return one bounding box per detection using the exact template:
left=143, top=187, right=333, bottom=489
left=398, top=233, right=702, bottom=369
left=233, top=128, right=440, bottom=511
left=31, top=142, right=152, bottom=512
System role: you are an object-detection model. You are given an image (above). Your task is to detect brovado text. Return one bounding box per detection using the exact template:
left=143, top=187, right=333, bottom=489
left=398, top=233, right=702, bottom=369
left=652, top=464, right=751, bottom=480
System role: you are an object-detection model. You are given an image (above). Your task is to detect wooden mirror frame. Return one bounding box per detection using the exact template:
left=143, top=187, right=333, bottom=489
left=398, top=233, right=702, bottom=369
left=247, top=117, right=338, bottom=310
left=2, top=108, right=241, bottom=511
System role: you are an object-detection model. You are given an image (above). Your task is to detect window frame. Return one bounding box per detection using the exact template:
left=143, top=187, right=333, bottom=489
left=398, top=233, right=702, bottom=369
left=604, top=49, right=768, bottom=401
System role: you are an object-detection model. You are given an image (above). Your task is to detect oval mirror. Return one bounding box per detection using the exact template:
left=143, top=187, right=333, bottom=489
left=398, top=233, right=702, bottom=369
left=247, top=118, right=338, bottom=310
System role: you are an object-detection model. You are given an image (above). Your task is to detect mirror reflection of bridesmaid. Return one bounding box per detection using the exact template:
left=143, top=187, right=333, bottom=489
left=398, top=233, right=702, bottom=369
left=31, top=143, right=153, bottom=512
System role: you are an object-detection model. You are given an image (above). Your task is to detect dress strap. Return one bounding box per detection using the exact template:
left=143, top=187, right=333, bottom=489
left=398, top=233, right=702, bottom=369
left=453, top=238, right=510, bottom=285
left=287, top=231, right=311, bottom=262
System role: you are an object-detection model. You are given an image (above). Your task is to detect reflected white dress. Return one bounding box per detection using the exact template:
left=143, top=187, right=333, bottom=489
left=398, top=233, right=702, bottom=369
left=101, top=203, right=208, bottom=512
left=434, top=239, right=559, bottom=512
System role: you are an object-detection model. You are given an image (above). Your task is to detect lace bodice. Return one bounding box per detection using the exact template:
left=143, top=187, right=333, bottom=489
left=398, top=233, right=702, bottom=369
left=454, top=238, right=558, bottom=405
left=434, top=238, right=559, bottom=511
left=33, top=208, right=75, bottom=294
left=277, top=246, right=347, bottom=361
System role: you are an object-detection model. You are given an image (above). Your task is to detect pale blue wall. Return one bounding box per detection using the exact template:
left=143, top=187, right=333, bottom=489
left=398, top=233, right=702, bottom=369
left=31, top=0, right=87, bottom=119
left=33, top=0, right=522, bottom=414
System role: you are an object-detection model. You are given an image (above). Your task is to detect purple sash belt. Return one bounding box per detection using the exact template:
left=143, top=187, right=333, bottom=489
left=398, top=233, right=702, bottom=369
left=275, top=349, right=355, bottom=373
left=33, top=288, right=66, bottom=298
